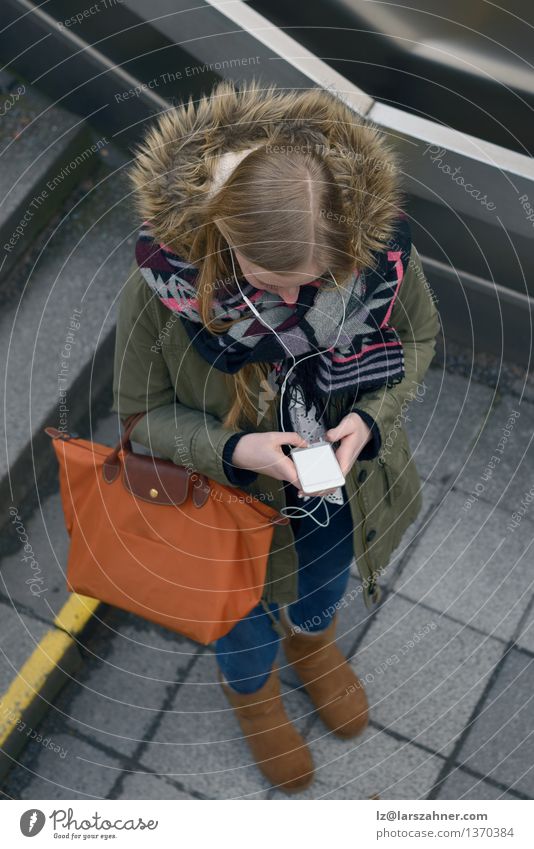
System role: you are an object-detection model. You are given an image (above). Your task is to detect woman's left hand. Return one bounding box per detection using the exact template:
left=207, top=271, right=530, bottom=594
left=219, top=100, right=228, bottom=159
left=295, top=413, right=372, bottom=499
left=325, top=412, right=372, bottom=477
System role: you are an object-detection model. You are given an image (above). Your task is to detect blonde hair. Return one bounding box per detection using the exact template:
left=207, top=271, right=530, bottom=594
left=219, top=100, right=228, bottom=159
left=190, top=146, right=359, bottom=428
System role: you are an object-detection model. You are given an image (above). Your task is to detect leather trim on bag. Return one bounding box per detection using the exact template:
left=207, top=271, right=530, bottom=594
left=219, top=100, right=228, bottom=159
left=122, top=452, right=192, bottom=506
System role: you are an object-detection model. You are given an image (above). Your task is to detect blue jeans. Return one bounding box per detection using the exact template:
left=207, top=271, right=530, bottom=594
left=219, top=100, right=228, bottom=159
left=214, top=489, right=355, bottom=693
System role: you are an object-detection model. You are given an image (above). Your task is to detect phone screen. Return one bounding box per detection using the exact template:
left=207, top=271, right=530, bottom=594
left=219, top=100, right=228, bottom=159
left=291, top=443, right=345, bottom=493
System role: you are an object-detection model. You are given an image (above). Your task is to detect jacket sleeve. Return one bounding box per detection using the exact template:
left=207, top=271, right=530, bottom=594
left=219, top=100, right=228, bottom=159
left=350, top=243, right=440, bottom=451
left=350, top=408, right=382, bottom=460
left=111, top=263, right=257, bottom=488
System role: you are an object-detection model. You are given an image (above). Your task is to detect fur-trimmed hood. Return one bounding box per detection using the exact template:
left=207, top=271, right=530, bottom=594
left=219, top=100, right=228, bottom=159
left=128, top=78, right=405, bottom=270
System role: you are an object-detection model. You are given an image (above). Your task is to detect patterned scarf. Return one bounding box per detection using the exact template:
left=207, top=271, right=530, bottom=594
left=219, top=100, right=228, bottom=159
left=135, top=216, right=411, bottom=419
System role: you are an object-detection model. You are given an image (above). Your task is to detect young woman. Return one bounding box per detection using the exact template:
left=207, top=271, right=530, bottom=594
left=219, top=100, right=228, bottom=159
left=112, top=79, right=440, bottom=793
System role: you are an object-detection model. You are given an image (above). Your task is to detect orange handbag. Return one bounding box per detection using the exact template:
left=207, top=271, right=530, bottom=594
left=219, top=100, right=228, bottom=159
left=45, top=412, right=289, bottom=644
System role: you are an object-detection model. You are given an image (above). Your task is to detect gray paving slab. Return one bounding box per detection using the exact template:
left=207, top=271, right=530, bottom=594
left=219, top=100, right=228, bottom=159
left=119, top=770, right=196, bottom=799
left=515, top=603, right=534, bottom=655
left=49, top=615, right=196, bottom=759
left=453, top=395, right=533, bottom=511
left=0, top=605, right=50, bottom=693
left=435, top=766, right=520, bottom=800
left=1, top=493, right=70, bottom=623
left=354, top=594, right=505, bottom=756
left=455, top=648, right=534, bottom=798
left=393, top=488, right=534, bottom=641
left=271, top=726, right=444, bottom=799
left=141, top=654, right=310, bottom=798
left=2, top=730, right=124, bottom=799
left=404, top=367, right=495, bottom=483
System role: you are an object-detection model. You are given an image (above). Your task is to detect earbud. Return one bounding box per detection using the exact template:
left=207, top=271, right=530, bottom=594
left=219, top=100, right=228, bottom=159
left=228, top=246, right=347, bottom=527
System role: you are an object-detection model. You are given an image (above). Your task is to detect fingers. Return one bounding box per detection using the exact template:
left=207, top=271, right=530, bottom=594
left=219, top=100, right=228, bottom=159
left=278, top=457, right=302, bottom=489
left=274, top=431, right=308, bottom=449
left=334, top=440, right=350, bottom=475
left=335, top=435, right=362, bottom=477
left=325, top=413, right=358, bottom=443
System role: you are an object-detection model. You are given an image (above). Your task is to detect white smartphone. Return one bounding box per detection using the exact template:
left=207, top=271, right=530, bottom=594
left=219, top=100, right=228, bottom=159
left=290, top=441, right=345, bottom=495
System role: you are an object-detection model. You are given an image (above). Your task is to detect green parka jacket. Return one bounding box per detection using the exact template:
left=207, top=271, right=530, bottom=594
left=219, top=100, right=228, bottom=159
left=111, top=81, right=440, bottom=612
left=111, top=245, right=439, bottom=611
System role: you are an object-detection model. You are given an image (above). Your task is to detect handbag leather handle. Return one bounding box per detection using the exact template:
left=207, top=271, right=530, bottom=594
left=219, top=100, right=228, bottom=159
left=122, top=411, right=148, bottom=448
left=102, top=412, right=147, bottom=483
left=102, top=414, right=211, bottom=508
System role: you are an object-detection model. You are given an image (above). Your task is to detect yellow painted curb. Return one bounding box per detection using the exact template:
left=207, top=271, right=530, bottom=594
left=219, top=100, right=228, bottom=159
left=0, top=629, right=73, bottom=747
left=0, top=593, right=100, bottom=769
left=54, top=592, right=101, bottom=636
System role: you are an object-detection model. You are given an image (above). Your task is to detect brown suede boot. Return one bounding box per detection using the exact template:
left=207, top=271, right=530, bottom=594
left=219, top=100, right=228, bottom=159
left=218, top=662, right=314, bottom=792
left=279, top=608, right=369, bottom=738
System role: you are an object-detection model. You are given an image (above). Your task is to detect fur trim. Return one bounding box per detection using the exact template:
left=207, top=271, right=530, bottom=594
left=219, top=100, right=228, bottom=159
left=128, top=78, right=405, bottom=270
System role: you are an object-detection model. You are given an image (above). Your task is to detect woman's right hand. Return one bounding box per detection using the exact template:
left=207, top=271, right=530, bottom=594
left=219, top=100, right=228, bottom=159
left=231, top=431, right=309, bottom=488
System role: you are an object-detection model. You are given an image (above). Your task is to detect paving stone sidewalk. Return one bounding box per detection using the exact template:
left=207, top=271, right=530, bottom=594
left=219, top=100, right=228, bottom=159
left=1, top=365, right=533, bottom=800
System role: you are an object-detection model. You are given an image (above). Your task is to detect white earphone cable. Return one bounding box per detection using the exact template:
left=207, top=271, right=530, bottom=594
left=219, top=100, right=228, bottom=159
left=228, top=246, right=347, bottom=528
